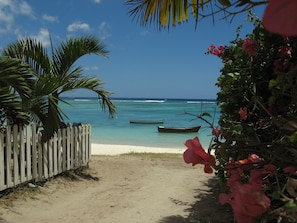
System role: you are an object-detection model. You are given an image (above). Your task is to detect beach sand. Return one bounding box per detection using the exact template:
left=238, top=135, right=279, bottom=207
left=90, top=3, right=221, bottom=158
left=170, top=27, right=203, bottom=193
left=0, top=144, right=233, bottom=223
left=91, top=143, right=185, bottom=155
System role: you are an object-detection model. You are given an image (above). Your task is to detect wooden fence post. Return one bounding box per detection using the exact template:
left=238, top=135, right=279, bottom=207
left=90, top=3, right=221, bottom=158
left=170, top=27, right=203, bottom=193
left=25, top=125, right=31, bottom=181
left=31, top=123, right=37, bottom=180
left=37, top=133, right=43, bottom=181
left=0, top=132, right=5, bottom=190
left=12, top=125, right=19, bottom=186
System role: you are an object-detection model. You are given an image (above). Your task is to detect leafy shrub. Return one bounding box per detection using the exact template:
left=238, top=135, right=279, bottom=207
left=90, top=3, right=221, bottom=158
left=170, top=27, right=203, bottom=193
left=185, top=14, right=297, bottom=222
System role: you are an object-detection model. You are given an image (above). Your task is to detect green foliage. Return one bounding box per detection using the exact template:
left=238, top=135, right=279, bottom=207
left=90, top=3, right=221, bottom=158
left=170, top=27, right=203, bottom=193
left=218, top=0, right=231, bottom=7
left=208, top=14, right=297, bottom=221
left=0, top=57, right=33, bottom=125
left=126, top=0, right=264, bottom=30
left=1, top=35, right=115, bottom=141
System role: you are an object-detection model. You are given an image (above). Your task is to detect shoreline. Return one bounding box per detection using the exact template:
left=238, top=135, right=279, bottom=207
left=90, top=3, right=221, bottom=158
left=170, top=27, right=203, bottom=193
left=91, top=143, right=185, bottom=155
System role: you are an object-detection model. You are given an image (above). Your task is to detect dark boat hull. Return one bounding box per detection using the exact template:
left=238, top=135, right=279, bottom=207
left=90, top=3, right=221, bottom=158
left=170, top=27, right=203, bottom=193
left=158, top=125, right=201, bottom=133
left=130, top=120, right=164, bottom=124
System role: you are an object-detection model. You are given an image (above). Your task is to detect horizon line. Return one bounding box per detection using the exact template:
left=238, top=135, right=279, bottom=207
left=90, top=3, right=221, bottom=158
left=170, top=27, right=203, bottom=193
left=61, top=96, right=217, bottom=101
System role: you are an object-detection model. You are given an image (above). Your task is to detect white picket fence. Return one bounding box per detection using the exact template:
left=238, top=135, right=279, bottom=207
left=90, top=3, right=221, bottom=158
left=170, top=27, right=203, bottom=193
left=0, top=123, right=91, bottom=191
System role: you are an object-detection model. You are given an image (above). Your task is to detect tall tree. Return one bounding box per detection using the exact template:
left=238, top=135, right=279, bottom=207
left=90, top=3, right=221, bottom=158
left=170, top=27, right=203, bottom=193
left=2, top=35, right=116, bottom=142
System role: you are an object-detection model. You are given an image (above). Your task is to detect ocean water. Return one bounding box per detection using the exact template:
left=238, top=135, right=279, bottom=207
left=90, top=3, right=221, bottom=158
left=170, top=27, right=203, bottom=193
left=60, top=98, right=220, bottom=149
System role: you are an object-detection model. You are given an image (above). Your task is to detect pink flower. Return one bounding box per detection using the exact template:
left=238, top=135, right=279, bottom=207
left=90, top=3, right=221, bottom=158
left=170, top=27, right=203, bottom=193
left=238, top=107, right=248, bottom=121
left=262, top=0, right=297, bottom=37
left=225, top=154, right=260, bottom=175
left=248, top=154, right=260, bottom=163
left=249, top=164, right=276, bottom=186
left=242, top=39, right=259, bottom=56
left=183, top=137, right=215, bottom=173
left=208, top=44, right=225, bottom=56
left=249, top=170, right=266, bottom=187
left=221, top=156, right=275, bottom=223
left=234, top=184, right=270, bottom=223
left=278, top=44, right=292, bottom=58
left=263, top=164, right=277, bottom=177
left=273, top=59, right=291, bottom=74
left=220, top=180, right=271, bottom=223
left=283, top=166, right=297, bottom=176
left=212, top=127, right=222, bottom=137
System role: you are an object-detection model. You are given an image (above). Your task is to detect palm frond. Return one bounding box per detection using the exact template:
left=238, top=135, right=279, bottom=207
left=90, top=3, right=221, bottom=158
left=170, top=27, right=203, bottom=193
left=126, top=0, right=212, bottom=29
left=34, top=72, right=66, bottom=96
left=2, top=38, right=51, bottom=76
left=58, top=76, right=116, bottom=117
left=0, top=56, right=33, bottom=100
left=0, top=88, right=30, bottom=125
left=53, top=35, right=109, bottom=77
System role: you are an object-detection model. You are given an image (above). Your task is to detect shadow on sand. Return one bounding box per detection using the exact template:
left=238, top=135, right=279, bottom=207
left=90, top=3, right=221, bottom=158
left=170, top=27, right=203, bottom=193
left=158, top=177, right=234, bottom=223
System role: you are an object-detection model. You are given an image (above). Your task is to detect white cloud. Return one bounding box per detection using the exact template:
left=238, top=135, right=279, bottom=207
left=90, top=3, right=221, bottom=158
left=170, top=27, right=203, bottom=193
left=93, top=0, right=102, bottom=3
left=42, top=14, right=59, bottom=23
left=18, top=1, right=32, bottom=16
left=32, top=28, right=50, bottom=47
left=6, top=0, right=33, bottom=17
left=98, top=21, right=111, bottom=40
left=0, top=0, right=33, bottom=35
left=0, top=1, right=15, bottom=34
left=67, top=21, right=90, bottom=32
left=0, top=12, right=13, bottom=34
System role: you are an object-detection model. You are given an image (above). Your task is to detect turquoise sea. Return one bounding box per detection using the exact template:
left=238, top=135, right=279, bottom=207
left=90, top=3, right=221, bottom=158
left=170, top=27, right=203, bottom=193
left=60, top=98, right=220, bottom=149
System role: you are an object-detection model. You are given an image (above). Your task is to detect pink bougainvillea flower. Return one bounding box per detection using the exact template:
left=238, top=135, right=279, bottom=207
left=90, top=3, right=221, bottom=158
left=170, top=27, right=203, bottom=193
left=219, top=193, right=233, bottom=205
left=256, top=119, right=265, bottom=128
left=225, top=154, right=260, bottom=175
left=283, top=166, right=297, bottom=176
left=249, top=170, right=267, bottom=188
left=273, top=58, right=291, bottom=74
left=208, top=44, right=225, bottom=56
left=220, top=181, right=271, bottom=223
left=183, top=137, right=215, bottom=173
left=242, top=38, right=259, bottom=56
left=262, top=0, right=297, bottom=37
left=263, top=164, right=277, bottom=177
left=222, top=157, right=274, bottom=223
left=248, top=154, right=260, bottom=163
left=278, top=44, right=293, bottom=58
left=238, top=107, right=248, bottom=121
left=234, top=183, right=270, bottom=223
left=249, top=164, right=276, bottom=187
left=212, top=127, right=222, bottom=137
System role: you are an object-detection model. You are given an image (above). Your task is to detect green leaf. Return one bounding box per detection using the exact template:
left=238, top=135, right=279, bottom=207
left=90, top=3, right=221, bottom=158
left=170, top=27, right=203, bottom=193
left=227, top=73, right=234, bottom=78
left=218, top=0, right=231, bottom=7
left=231, top=124, right=243, bottom=135
left=284, top=201, right=297, bottom=209
left=201, top=112, right=212, bottom=118
left=271, top=191, right=281, bottom=200
left=289, top=131, right=297, bottom=143
left=268, top=79, right=277, bottom=89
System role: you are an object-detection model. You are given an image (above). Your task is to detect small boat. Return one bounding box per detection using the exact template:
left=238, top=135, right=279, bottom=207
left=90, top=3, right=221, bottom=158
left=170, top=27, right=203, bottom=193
left=157, top=125, right=201, bottom=133
left=130, top=119, right=164, bottom=124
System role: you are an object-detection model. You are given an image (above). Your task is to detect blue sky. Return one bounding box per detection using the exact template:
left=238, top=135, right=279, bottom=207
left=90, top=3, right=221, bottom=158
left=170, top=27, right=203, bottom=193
left=0, top=0, right=266, bottom=99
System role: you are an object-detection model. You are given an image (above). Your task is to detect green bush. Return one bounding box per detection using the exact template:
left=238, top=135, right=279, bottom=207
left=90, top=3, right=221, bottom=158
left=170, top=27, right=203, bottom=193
left=185, top=14, right=297, bottom=222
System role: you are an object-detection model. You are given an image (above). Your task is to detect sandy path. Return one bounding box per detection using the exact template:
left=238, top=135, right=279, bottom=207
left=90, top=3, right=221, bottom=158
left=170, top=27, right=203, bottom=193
left=0, top=154, right=231, bottom=223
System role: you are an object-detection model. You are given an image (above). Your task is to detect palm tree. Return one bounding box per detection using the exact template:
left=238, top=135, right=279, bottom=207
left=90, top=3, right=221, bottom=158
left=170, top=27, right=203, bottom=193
left=0, top=56, right=33, bottom=127
left=2, top=35, right=116, bottom=142
left=126, top=0, right=267, bottom=30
